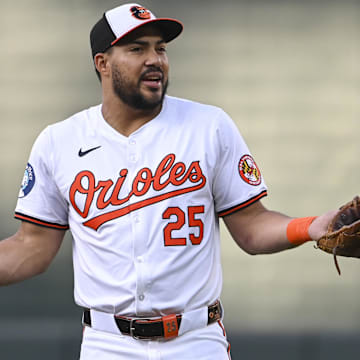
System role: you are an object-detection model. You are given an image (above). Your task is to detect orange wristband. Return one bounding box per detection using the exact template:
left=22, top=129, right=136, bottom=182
left=286, top=216, right=318, bottom=245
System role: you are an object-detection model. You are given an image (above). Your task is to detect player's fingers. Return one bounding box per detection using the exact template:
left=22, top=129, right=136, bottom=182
left=308, top=209, right=337, bottom=241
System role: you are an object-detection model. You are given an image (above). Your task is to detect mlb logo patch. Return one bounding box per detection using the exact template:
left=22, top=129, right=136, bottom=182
left=18, top=163, right=35, bottom=198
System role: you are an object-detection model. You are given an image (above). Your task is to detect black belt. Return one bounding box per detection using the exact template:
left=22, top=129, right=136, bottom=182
left=83, top=301, right=222, bottom=340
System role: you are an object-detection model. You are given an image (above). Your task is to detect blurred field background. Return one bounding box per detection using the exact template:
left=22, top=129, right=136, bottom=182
left=1, top=0, right=359, bottom=359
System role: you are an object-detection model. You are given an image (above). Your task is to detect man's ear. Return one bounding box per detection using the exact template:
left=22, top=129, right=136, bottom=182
left=94, top=53, right=110, bottom=78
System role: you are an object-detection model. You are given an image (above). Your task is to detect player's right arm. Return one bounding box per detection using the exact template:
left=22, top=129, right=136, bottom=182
left=0, top=222, right=65, bottom=286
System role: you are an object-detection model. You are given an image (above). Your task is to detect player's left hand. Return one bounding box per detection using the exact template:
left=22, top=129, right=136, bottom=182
left=308, top=209, right=338, bottom=241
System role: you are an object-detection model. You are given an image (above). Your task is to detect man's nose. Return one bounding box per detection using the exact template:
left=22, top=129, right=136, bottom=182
left=145, top=49, right=162, bottom=66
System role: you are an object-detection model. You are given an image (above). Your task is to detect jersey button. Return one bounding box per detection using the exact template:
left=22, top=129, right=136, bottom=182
left=136, top=256, right=144, bottom=263
left=129, top=154, right=137, bottom=162
left=139, top=294, right=145, bottom=301
left=129, top=139, right=136, bottom=145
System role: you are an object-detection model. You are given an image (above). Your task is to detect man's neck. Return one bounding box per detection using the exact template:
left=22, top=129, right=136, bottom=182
left=101, top=95, right=163, bottom=137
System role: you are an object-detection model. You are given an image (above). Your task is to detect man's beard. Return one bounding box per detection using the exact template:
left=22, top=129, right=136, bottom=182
left=112, top=65, right=168, bottom=111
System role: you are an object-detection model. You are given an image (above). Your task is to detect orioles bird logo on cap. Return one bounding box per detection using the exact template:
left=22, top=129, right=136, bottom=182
left=130, top=6, right=151, bottom=20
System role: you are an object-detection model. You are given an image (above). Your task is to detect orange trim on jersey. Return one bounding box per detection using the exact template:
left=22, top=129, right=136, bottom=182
left=218, top=190, right=267, bottom=217
left=14, top=212, right=69, bottom=230
left=218, top=320, right=226, bottom=336
left=217, top=320, right=232, bottom=359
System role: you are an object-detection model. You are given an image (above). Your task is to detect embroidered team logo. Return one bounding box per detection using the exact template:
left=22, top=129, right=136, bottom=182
left=18, top=163, right=36, bottom=198
left=239, top=155, right=261, bottom=186
left=70, top=154, right=206, bottom=231
left=130, top=6, right=151, bottom=20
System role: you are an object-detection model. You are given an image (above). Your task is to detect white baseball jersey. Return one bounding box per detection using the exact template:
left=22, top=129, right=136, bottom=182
left=15, top=95, right=267, bottom=317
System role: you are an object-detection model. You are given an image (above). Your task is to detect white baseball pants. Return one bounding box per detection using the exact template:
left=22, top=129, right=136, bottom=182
left=79, top=321, right=231, bottom=360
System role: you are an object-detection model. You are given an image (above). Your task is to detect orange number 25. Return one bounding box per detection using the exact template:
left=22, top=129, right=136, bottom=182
left=162, top=206, right=205, bottom=246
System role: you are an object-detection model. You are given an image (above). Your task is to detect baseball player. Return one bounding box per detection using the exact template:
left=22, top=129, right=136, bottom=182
left=0, top=3, right=337, bottom=360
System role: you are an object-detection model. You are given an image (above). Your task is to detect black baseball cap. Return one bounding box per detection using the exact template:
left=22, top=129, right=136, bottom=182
left=90, top=3, right=183, bottom=59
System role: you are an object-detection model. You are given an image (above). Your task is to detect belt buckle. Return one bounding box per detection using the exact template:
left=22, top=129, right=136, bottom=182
left=129, top=318, right=155, bottom=340
left=129, top=319, right=141, bottom=339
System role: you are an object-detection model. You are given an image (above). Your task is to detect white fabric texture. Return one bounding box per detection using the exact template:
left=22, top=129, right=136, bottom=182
left=15, top=95, right=267, bottom=317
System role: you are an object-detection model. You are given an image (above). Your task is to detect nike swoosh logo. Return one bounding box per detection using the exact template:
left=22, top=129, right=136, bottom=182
left=78, top=146, right=101, bottom=157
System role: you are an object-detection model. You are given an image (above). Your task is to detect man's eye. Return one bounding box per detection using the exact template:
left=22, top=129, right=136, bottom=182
left=158, top=47, right=167, bottom=53
left=130, top=47, right=142, bottom=52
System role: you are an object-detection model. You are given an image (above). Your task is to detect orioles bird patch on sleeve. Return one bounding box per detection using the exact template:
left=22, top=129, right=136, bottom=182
left=238, top=154, right=262, bottom=186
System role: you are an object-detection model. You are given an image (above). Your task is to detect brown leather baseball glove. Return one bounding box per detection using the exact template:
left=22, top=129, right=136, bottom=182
left=317, top=196, right=360, bottom=275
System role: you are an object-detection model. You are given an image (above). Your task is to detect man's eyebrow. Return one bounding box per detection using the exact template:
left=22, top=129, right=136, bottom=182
left=129, top=39, right=166, bottom=45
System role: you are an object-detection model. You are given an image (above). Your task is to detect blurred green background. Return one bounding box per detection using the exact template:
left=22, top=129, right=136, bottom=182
left=1, top=0, right=359, bottom=359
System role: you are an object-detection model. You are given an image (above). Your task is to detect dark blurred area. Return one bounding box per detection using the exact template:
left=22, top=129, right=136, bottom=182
left=1, top=0, right=359, bottom=358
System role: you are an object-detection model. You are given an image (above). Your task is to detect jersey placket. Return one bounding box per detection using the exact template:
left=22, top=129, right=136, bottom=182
left=127, top=135, right=152, bottom=315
